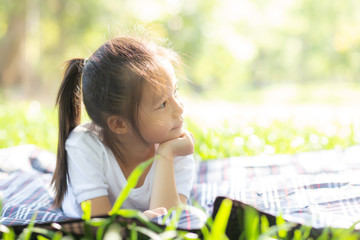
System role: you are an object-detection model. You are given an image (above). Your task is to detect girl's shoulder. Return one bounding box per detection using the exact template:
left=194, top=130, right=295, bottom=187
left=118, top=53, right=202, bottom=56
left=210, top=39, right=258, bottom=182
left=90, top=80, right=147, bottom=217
left=66, top=122, right=103, bottom=148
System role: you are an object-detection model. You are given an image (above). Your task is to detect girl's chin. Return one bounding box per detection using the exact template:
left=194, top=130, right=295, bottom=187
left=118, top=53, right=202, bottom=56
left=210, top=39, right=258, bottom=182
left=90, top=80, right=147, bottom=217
left=172, top=127, right=185, bottom=138
left=161, top=128, right=185, bottom=143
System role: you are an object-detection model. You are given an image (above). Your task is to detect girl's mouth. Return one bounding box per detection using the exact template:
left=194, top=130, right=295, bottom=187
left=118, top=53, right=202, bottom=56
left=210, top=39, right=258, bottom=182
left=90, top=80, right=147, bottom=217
left=172, top=122, right=183, bottom=130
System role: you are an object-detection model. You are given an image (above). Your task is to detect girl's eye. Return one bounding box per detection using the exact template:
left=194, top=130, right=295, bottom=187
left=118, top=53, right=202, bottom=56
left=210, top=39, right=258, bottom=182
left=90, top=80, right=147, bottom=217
left=157, top=101, right=166, bottom=110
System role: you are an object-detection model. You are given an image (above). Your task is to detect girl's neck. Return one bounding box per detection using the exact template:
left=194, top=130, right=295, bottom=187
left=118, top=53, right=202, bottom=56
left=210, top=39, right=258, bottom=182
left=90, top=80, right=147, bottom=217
left=126, top=144, right=155, bottom=166
left=115, top=136, right=156, bottom=168
left=115, top=142, right=155, bottom=180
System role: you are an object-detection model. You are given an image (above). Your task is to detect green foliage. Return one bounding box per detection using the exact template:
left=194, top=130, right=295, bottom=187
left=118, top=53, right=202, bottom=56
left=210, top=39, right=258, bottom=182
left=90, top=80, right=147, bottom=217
left=81, top=200, right=92, bottom=221
left=0, top=101, right=58, bottom=153
left=2, top=0, right=360, bottom=100
left=17, top=212, right=37, bottom=240
left=187, top=118, right=360, bottom=161
left=2, top=101, right=360, bottom=161
left=209, top=198, right=232, bottom=240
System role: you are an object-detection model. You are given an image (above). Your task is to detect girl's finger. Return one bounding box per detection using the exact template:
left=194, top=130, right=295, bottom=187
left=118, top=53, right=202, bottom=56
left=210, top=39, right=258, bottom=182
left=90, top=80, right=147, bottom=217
left=143, top=207, right=167, bottom=219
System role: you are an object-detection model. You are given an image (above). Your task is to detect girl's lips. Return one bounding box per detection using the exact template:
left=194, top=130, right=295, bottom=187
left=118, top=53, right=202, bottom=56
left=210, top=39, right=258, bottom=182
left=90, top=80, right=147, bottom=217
left=172, top=122, right=183, bottom=130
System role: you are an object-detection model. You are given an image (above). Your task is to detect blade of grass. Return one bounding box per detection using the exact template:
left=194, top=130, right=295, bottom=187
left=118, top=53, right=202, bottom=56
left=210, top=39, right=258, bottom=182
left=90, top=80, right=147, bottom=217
left=103, top=222, right=123, bottom=240
left=314, top=227, right=330, bottom=240
left=260, top=215, right=270, bottom=234
left=114, top=209, right=163, bottom=233
left=88, top=218, right=107, bottom=228
left=297, top=224, right=311, bottom=240
left=243, top=206, right=260, bottom=240
left=109, top=157, right=154, bottom=215
left=81, top=200, right=93, bottom=240
left=36, top=235, right=49, bottom=240
left=18, top=211, right=38, bottom=240
left=180, top=231, right=200, bottom=240
left=1, top=224, right=15, bottom=240
left=128, top=224, right=161, bottom=240
left=209, top=198, right=232, bottom=240
left=49, top=223, right=74, bottom=239
left=258, top=219, right=295, bottom=240
left=349, top=218, right=360, bottom=231
left=28, top=227, right=60, bottom=239
left=130, top=223, right=138, bottom=240
left=0, top=224, right=10, bottom=234
left=164, top=207, right=182, bottom=232
left=96, top=217, right=113, bottom=240
left=159, top=230, right=177, bottom=239
left=81, top=200, right=92, bottom=221
left=200, top=216, right=214, bottom=240
left=51, top=231, right=64, bottom=240
left=276, top=214, right=286, bottom=239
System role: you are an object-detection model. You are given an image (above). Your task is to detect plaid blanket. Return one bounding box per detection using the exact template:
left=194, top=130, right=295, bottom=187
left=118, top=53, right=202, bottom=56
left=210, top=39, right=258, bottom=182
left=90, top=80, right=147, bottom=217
left=191, top=145, right=360, bottom=230
left=1, top=144, right=360, bottom=231
left=0, top=145, right=206, bottom=230
left=0, top=145, right=71, bottom=225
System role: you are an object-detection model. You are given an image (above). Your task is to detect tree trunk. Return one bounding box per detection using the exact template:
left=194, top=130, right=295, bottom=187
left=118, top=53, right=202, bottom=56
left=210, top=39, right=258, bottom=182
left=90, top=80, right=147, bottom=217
left=0, top=1, right=27, bottom=90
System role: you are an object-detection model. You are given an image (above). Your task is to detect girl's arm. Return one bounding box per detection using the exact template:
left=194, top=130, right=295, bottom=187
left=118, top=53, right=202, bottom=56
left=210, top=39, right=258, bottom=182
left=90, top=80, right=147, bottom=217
left=150, top=130, right=194, bottom=210
left=87, top=196, right=168, bottom=219
left=87, top=196, right=112, bottom=217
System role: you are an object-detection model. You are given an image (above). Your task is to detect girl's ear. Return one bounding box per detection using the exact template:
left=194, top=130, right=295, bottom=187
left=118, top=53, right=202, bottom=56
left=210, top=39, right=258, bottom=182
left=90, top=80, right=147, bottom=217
left=107, top=116, right=128, bottom=135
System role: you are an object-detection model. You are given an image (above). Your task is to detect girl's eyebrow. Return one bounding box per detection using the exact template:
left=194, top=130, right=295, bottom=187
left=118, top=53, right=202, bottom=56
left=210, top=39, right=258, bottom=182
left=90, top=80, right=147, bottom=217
left=153, top=95, right=165, bottom=105
left=152, top=80, right=178, bottom=104
left=152, top=90, right=166, bottom=105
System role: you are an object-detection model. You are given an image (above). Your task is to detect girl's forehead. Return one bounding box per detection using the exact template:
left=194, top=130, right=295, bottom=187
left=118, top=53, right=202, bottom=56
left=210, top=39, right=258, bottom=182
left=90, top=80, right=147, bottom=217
left=150, top=77, right=177, bottom=101
left=159, top=58, right=176, bottom=79
left=140, top=76, right=177, bottom=109
left=147, top=59, right=177, bottom=96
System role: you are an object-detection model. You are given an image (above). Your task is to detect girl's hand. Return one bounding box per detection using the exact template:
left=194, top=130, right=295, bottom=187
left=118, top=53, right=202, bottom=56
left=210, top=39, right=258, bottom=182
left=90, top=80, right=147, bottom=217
left=157, top=130, right=195, bottom=159
left=150, top=130, right=194, bottom=210
left=143, top=207, right=168, bottom=219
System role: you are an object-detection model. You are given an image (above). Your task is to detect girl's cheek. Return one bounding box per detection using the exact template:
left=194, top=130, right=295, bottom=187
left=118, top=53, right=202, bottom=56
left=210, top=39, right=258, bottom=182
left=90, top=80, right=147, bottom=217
left=153, top=120, right=169, bottom=129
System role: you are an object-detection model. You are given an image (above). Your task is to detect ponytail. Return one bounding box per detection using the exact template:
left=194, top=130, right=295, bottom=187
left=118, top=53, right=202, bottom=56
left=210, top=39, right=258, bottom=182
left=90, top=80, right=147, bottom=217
left=52, top=58, right=84, bottom=208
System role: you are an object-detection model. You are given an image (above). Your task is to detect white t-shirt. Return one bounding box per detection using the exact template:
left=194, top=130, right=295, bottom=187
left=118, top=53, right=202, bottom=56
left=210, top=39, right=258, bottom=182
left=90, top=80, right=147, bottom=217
left=62, top=122, right=195, bottom=218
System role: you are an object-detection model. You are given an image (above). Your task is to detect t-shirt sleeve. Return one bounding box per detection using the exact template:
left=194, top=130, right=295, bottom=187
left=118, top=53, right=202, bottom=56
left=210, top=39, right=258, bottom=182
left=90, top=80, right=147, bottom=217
left=174, top=154, right=195, bottom=199
left=65, top=132, right=109, bottom=204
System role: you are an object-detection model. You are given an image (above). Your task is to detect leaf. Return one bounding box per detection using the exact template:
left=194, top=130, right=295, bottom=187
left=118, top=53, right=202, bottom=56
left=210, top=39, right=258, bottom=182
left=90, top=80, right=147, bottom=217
left=130, top=223, right=138, bottom=240
left=1, top=225, right=15, bottom=240
left=88, top=218, right=107, bottom=228
left=128, top=224, right=161, bottom=240
left=109, top=157, right=154, bottom=215
left=244, top=206, right=260, bottom=240
left=209, top=198, right=232, bottom=240
left=37, top=235, right=49, bottom=240
left=81, top=200, right=92, bottom=221
left=200, top=215, right=214, bottom=240
left=114, top=209, right=163, bottom=233
left=164, top=207, right=182, bottom=232
left=96, top=217, right=113, bottom=240
left=103, top=223, right=123, bottom=240
left=260, top=215, right=269, bottom=234
left=276, top=214, right=287, bottom=238
left=19, top=211, right=38, bottom=240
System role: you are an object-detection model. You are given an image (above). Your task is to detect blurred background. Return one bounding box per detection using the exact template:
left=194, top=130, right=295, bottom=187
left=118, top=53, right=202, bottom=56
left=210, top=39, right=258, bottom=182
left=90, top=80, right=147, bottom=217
left=1, top=0, right=360, bottom=158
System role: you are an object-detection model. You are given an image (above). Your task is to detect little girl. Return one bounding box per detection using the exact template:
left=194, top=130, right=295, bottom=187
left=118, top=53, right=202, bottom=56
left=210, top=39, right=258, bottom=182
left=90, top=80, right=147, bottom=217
left=51, top=36, right=195, bottom=219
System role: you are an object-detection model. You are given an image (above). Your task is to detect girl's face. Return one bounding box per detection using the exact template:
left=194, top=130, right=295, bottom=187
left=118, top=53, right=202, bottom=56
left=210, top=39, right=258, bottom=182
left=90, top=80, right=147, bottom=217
left=137, top=61, right=184, bottom=145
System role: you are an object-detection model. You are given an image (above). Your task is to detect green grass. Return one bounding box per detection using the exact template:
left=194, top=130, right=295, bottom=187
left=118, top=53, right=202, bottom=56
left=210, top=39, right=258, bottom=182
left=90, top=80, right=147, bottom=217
left=1, top=101, right=360, bottom=239
left=1, top=101, right=359, bottom=159
left=188, top=119, right=360, bottom=160
left=0, top=101, right=58, bottom=152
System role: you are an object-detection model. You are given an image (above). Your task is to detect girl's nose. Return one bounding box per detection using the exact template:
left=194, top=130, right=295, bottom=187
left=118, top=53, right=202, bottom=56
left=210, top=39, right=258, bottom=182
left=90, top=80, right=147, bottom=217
left=171, top=96, right=184, bottom=118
